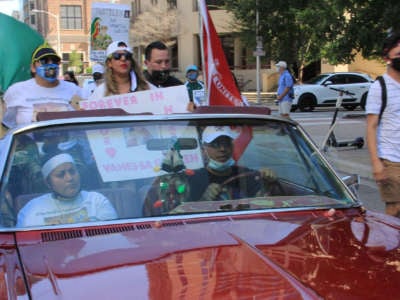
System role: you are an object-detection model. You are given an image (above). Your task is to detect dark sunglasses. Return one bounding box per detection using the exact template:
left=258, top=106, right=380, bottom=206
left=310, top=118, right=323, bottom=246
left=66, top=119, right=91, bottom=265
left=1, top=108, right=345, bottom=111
left=38, top=56, right=60, bottom=65
left=111, top=52, right=132, bottom=60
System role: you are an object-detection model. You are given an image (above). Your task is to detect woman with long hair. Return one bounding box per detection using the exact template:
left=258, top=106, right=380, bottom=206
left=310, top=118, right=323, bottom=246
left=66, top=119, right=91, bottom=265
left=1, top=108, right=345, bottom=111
left=89, top=41, right=153, bottom=100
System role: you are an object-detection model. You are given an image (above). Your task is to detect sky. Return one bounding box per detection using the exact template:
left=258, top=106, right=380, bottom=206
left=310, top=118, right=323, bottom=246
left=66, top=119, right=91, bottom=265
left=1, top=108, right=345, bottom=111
left=0, top=0, right=21, bottom=16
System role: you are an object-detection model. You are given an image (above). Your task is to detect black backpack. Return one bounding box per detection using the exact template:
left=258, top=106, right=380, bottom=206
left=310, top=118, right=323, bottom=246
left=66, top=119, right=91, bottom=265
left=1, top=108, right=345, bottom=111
left=376, top=76, right=387, bottom=124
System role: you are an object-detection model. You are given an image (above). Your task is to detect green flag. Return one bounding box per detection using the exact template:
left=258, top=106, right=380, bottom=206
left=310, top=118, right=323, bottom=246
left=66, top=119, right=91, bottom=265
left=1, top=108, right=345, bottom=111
left=0, top=13, right=44, bottom=94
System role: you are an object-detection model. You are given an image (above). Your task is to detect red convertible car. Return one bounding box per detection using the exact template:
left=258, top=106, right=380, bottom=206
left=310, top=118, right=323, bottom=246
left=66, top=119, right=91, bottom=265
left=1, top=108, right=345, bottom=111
left=0, top=107, right=399, bottom=299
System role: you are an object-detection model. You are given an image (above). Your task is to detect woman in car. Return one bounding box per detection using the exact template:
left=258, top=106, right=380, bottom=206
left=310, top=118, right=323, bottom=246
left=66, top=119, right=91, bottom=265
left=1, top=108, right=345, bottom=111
left=16, top=152, right=117, bottom=227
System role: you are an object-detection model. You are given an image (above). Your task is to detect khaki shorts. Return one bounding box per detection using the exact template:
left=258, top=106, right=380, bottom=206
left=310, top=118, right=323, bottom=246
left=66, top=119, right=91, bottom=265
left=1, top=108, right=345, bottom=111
left=378, top=159, right=400, bottom=204
left=279, top=101, right=292, bottom=115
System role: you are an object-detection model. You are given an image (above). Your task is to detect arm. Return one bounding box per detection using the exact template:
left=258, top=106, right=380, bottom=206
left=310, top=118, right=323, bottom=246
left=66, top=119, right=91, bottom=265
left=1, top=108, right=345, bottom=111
left=366, top=114, right=386, bottom=182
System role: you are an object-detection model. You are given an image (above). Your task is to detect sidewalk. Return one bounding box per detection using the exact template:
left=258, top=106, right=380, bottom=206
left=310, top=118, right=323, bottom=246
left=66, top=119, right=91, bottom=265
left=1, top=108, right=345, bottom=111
left=246, top=96, right=373, bottom=180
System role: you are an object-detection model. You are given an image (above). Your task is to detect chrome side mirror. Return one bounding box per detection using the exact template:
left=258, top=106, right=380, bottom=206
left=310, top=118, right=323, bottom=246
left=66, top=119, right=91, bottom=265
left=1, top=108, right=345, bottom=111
left=342, top=174, right=360, bottom=199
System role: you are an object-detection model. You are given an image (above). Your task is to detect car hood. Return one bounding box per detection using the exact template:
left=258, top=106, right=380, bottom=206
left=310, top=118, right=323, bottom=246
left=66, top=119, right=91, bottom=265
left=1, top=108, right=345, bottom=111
left=14, top=209, right=400, bottom=299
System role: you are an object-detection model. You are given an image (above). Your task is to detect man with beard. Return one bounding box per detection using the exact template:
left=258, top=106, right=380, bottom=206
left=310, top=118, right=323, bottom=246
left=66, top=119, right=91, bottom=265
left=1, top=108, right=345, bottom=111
left=143, top=41, right=183, bottom=88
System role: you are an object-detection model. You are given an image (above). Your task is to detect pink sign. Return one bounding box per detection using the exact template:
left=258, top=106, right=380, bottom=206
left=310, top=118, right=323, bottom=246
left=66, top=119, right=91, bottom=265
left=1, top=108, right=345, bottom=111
left=80, top=86, right=190, bottom=114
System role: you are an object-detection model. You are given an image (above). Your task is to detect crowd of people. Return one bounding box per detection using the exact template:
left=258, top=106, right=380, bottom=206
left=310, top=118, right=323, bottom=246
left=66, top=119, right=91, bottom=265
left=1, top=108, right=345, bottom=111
left=2, top=32, right=400, bottom=221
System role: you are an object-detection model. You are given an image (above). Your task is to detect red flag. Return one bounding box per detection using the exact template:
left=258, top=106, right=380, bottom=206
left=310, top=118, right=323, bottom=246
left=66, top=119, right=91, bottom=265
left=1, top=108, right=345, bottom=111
left=198, top=0, right=252, bottom=160
left=198, top=0, right=244, bottom=106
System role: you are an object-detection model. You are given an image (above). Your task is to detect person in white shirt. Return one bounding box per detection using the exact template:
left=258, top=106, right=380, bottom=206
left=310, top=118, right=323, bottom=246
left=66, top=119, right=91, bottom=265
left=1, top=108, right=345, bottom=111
left=366, top=32, right=400, bottom=218
left=2, top=43, right=83, bottom=128
left=17, top=153, right=117, bottom=227
left=89, top=41, right=154, bottom=100
left=82, top=63, right=104, bottom=99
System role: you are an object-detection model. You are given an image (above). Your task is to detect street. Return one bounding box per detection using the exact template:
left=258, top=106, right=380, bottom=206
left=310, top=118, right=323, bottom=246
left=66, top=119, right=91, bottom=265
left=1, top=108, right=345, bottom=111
left=269, top=106, right=385, bottom=213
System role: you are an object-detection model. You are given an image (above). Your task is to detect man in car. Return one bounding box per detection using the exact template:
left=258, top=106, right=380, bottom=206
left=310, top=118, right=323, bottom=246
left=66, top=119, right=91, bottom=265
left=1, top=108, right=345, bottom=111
left=187, top=126, right=277, bottom=201
left=143, top=126, right=277, bottom=216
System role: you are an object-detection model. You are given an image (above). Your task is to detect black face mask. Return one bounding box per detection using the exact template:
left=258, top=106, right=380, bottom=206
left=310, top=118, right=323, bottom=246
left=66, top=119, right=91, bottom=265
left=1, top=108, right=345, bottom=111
left=150, top=70, right=170, bottom=84
left=93, top=72, right=103, bottom=81
left=390, top=57, right=400, bottom=72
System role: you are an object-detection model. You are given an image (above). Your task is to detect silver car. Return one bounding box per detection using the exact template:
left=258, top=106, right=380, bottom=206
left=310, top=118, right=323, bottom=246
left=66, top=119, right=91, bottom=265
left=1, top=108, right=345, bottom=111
left=292, top=72, right=373, bottom=112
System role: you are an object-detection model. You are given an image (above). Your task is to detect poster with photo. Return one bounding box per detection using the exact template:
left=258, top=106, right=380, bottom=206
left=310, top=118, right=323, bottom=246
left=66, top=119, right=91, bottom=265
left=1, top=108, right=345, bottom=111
left=86, top=125, right=203, bottom=182
left=90, top=2, right=131, bottom=62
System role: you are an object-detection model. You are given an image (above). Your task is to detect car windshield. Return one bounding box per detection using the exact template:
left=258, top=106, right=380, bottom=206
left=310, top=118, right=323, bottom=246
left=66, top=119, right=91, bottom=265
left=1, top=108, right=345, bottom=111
left=0, top=117, right=356, bottom=228
left=304, top=74, right=331, bottom=84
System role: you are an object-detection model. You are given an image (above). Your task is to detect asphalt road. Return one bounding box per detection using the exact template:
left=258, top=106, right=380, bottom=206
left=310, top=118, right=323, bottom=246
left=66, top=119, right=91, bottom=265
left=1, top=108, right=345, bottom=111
left=273, top=106, right=385, bottom=213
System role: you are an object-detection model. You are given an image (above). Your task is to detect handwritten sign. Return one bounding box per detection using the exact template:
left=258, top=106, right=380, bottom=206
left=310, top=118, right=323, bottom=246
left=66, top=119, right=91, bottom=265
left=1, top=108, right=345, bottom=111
left=80, top=85, right=190, bottom=114
left=86, top=124, right=203, bottom=182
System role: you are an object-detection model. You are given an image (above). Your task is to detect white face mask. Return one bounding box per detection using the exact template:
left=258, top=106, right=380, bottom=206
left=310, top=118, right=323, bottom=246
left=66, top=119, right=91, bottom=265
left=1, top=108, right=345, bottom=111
left=208, top=157, right=235, bottom=172
left=276, top=66, right=281, bottom=72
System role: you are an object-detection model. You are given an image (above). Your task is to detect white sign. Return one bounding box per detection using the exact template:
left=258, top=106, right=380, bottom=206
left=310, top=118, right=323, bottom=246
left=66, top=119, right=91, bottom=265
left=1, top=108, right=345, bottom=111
left=80, top=86, right=190, bottom=114
left=90, top=2, right=131, bottom=62
left=86, top=125, right=203, bottom=182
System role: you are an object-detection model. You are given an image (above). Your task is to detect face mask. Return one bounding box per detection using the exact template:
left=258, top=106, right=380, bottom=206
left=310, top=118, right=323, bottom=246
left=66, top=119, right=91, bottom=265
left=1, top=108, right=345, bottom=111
left=187, top=73, right=198, bottom=81
left=390, top=57, right=400, bottom=71
left=276, top=67, right=281, bottom=72
left=93, top=72, right=103, bottom=81
left=150, top=70, right=170, bottom=84
left=36, top=64, right=59, bottom=83
left=208, top=157, right=235, bottom=172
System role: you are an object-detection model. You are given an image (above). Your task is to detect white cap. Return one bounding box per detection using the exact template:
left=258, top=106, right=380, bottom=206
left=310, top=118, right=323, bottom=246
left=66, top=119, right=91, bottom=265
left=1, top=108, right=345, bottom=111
left=41, top=153, right=75, bottom=179
left=92, top=64, right=104, bottom=74
left=275, top=61, right=287, bottom=68
left=202, top=126, right=237, bottom=143
left=106, top=41, right=132, bottom=57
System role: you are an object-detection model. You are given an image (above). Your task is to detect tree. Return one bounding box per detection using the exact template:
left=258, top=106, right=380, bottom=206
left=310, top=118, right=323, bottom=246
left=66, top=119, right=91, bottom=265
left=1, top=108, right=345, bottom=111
left=224, top=0, right=400, bottom=79
left=69, top=50, right=83, bottom=73
left=131, top=6, right=179, bottom=47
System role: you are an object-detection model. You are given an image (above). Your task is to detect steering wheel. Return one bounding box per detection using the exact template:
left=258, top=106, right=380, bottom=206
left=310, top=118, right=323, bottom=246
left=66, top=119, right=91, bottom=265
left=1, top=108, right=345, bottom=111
left=220, top=170, right=285, bottom=197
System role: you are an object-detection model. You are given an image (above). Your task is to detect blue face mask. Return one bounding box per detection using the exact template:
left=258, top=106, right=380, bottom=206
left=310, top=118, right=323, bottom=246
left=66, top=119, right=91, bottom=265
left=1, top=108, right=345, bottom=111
left=187, top=72, right=198, bottom=81
left=208, top=157, right=235, bottom=172
left=36, top=64, right=59, bottom=83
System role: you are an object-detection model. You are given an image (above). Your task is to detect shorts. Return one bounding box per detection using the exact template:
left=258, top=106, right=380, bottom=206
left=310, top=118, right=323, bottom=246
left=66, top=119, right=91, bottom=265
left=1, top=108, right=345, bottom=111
left=378, top=159, right=400, bottom=203
left=279, top=101, right=292, bottom=115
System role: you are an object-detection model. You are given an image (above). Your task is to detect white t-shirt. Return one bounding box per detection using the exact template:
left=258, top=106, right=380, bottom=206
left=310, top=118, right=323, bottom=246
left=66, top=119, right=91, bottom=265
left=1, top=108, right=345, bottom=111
left=16, top=191, right=118, bottom=227
left=3, top=78, right=83, bottom=128
left=366, top=73, right=400, bottom=162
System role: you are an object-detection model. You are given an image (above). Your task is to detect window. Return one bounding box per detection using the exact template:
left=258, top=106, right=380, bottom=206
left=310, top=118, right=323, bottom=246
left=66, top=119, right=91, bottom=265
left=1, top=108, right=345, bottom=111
left=220, top=35, right=234, bottom=68
left=167, top=0, right=177, bottom=9
left=60, top=5, right=82, bottom=30
left=207, top=0, right=225, bottom=10
left=347, top=75, right=369, bottom=84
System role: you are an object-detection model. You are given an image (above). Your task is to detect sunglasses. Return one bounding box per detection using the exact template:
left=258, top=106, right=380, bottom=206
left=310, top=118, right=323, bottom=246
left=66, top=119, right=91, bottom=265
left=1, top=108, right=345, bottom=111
left=110, top=52, right=132, bottom=60
left=37, top=56, right=60, bottom=65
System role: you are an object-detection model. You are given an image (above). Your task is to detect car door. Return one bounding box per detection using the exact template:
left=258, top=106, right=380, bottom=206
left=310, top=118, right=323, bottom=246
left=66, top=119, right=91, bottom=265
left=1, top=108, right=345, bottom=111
left=344, top=74, right=371, bottom=102
left=320, top=74, right=349, bottom=105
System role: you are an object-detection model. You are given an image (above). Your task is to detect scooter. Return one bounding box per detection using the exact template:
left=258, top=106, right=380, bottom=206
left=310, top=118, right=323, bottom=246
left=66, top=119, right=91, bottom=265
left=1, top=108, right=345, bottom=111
left=321, top=86, right=364, bottom=152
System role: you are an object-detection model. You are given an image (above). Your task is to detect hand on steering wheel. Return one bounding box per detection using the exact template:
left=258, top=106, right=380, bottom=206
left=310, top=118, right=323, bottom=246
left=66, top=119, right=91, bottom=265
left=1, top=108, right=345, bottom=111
left=200, top=183, right=222, bottom=201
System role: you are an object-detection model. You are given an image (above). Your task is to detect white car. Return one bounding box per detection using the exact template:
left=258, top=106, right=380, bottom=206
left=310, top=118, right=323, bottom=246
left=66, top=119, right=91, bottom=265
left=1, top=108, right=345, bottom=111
left=291, top=72, right=373, bottom=112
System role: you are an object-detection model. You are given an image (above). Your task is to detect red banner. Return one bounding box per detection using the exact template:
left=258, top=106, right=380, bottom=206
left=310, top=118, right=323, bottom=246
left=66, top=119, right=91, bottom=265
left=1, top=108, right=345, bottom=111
left=198, top=0, right=244, bottom=106
left=198, top=0, right=252, bottom=160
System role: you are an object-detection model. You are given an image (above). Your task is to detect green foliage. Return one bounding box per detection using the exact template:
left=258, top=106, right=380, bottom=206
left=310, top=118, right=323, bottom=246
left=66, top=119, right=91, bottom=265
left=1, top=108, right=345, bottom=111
left=69, top=50, right=83, bottom=73
left=224, top=0, right=400, bottom=75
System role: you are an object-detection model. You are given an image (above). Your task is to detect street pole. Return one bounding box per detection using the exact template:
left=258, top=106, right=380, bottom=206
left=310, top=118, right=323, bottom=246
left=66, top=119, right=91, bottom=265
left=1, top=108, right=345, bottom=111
left=32, top=9, right=61, bottom=55
left=254, top=0, right=265, bottom=104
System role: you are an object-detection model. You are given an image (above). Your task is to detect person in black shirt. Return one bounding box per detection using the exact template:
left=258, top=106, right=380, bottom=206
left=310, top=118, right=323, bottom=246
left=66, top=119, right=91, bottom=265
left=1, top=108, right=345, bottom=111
left=188, top=126, right=276, bottom=201
left=143, top=41, right=183, bottom=88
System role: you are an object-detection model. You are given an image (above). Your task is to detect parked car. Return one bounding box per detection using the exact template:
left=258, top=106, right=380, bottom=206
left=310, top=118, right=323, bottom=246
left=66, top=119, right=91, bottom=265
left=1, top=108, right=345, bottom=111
left=291, top=72, right=373, bottom=112
left=0, top=106, right=399, bottom=299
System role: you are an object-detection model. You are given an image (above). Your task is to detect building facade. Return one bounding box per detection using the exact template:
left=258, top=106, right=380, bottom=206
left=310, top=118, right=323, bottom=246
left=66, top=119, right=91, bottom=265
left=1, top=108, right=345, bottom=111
left=23, top=0, right=386, bottom=92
